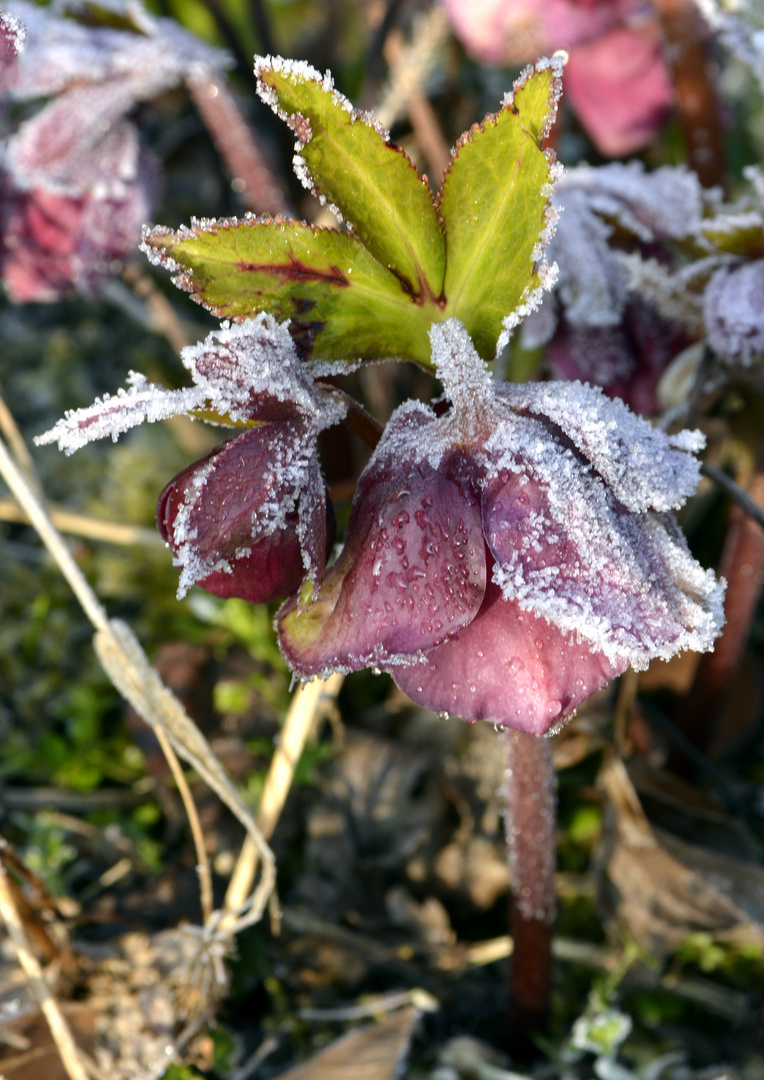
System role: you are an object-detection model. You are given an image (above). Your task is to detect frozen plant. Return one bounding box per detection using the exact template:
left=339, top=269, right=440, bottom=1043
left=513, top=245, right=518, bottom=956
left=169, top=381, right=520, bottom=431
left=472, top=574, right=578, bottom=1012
left=36, top=49, right=725, bottom=1037
left=279, top=319, right=723, bottom=734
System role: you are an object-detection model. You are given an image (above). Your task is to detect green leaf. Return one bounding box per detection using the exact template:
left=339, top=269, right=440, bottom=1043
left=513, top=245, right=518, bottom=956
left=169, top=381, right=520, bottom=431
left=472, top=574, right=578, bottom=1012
left=438, top=58, right=562, bottom=358
left=255, top=57, right=446, bottom=301
left=143, top=218, right=440, bottom=366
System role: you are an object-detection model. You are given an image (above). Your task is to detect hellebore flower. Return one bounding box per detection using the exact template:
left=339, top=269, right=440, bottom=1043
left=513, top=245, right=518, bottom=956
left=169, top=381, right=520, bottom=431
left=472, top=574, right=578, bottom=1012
left=523, top=163, right=707, bottom=412
left=279, top=319, right=724, bottom=735
left=36, top=314, right=346, bottom=602
left=438, top=0, right=673, bottom=157
left=0, top=0, right=228, bottom=301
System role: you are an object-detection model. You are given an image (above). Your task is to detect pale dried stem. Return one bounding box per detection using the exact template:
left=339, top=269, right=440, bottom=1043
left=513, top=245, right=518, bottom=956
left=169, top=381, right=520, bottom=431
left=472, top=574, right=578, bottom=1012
left=0, top=430, right=275, bottom=938
left=376, top=7, right=450, bottom=130
left=0, top=861, right=91, bottom=1080
left=153, top=725, right=214, bottom=925
left=0, top=383, right=41, bottom=499
left=504, top=729, right=557, bottom=1036
left=121, top=262, right=193, bottom=356
left=224, top=673, right=344, bottom=916
left=0, top=498, right=162, bottom=546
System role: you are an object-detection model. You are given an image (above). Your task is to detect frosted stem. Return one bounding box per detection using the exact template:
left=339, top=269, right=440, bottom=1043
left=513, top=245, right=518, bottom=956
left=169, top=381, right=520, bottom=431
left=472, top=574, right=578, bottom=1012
left=505, top=728, right=556, bottom=1040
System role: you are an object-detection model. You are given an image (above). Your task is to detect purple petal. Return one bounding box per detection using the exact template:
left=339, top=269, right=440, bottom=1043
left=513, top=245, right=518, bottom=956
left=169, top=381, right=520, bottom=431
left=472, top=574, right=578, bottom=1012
left=545, top=303, right=685, bottom=416
left=496, top=379, right=703, bottom=512
left=158, top=421, right=319, bottom=598
left=278, top=406, right=486, bottom=675
left=390, top=576, right=624, bottom=734
left=180, top=316, right=342, bottom=427
left=481, top=433, right=724, bottom=670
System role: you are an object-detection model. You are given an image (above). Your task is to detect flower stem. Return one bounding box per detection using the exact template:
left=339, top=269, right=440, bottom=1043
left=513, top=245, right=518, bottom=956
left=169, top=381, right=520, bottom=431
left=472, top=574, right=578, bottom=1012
left=504, top=729, right=556, bottom=1045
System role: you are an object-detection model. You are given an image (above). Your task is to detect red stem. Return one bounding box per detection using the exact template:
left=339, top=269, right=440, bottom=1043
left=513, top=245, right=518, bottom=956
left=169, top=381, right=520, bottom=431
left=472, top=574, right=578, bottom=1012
left=186, top=68, right=291, bottom=217
left=505, top=729, right=556, bottom=1043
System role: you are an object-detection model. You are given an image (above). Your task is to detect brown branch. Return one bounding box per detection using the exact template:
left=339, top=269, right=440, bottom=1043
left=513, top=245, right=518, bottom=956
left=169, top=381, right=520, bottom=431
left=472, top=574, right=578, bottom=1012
left=654, top=0, right=725, bottom=189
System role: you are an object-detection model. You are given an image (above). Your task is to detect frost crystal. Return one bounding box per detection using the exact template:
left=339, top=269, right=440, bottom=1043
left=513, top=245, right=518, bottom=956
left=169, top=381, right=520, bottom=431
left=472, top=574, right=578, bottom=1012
left=279, top=320, right=724, bottom=735
left=37, top=314, right=345, bottom=600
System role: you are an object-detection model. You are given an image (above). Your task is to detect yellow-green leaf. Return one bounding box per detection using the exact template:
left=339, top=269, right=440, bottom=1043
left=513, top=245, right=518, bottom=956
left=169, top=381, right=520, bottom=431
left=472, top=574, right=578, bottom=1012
left=143, top=217, right=441, bottom=366
left=255, top=56, right=446, bottom=301
left=438, top=58, right=563, bottom=358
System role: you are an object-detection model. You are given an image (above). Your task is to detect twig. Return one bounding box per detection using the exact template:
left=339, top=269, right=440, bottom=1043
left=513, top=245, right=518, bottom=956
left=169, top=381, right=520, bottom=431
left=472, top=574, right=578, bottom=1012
left=379, top=12, right=452, bottom=184
left=120, top=262, right=194, bottom=356
left=224, top=673, right=344, bottom=915
left=316, top=382, right=384, bottom=450
left=0, top=430, right=275, bottom=935
left=0, top=498, right=162, bottom=546
left=0, top=861, right=91, bottom=1080
left=0, top=382, right=41, bottom=499
left=375, top=7, right=450, bottom=132
left=653, top=0, right=725, bottom=189
left=700, top=461, right=764, bottom=531
left=153, top=725, right=214, bottom=925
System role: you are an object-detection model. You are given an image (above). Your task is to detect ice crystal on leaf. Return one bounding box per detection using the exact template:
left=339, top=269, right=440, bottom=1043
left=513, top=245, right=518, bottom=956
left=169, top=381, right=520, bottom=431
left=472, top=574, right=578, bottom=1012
left=36, top=315, right=345, bottom=601
left=279, top=320, right=724, bottom=736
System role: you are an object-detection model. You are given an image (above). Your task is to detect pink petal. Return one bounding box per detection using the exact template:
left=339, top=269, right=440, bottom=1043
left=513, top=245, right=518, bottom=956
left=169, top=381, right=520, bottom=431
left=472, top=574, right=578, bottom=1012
left=278, top=408, right=486, bottom=675
left=565, top=25, right=673, bottom=156
left=481, top=443, right=723, bottom=669
left=390, top=577, right=623, bottom=734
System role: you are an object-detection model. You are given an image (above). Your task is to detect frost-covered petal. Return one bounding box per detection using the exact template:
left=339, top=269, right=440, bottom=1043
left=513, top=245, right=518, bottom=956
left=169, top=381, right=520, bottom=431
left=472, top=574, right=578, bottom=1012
left=0, top=9, right=26, bottom=91
left=278, top=404, right=486, bottom=676
left=494, top=380, right=704, bottom=512
left=390, top=577, right=623, bottom=734
left=704, top=260, right=764, bottom=367
left=34, top=374, right=206, bottom=454
left=482, top=437, right=725, bottom=670
left=158, top=420, right=322, bottom=599
left=181, top=315, right=344, bottom=426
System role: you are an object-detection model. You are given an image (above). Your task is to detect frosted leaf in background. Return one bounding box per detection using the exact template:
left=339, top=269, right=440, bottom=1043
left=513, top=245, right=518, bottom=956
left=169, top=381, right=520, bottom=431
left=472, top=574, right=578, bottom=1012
left=693, top=0, right=764, bottom=93
left=279, top=320, right=724, bottom=734
left=523, top=162, right=710, bottom=409
left=705, top=260, right=764, bottom=367
left=3, top=1, right=229, bottom=102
